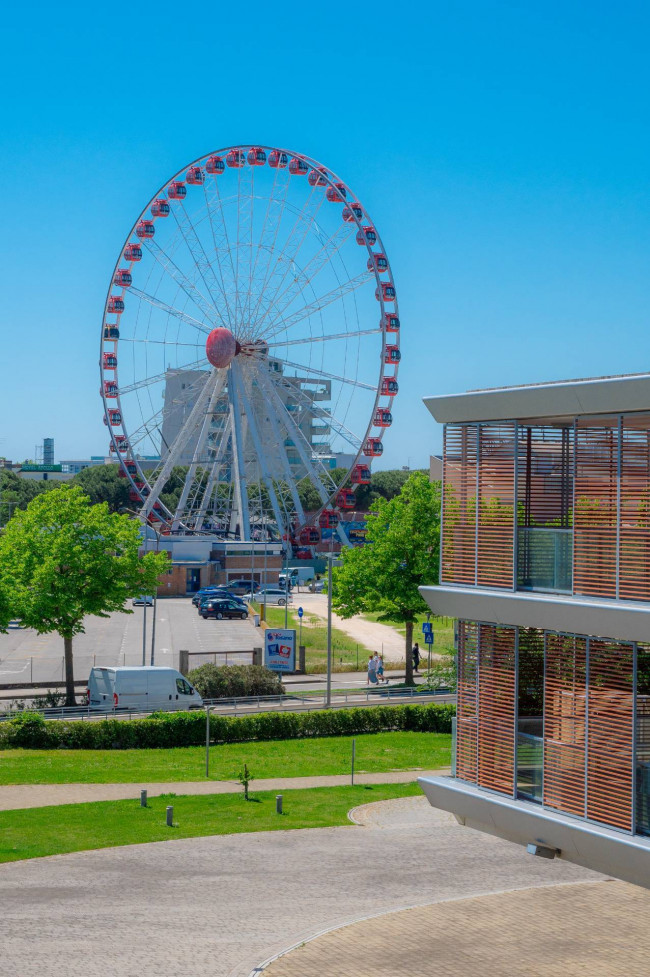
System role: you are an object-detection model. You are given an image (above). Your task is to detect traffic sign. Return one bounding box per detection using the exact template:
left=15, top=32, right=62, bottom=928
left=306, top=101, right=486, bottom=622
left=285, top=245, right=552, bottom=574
left=297, top=607, right=303, bottom=619
left=422, top=622, right=433, bottom=634
left=424, top=632, right=434, bottom=645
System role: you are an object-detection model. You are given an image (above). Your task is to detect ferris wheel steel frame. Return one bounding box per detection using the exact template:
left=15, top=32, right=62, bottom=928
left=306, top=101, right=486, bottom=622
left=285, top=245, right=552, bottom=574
left=100, top=145, right=400, bottom=549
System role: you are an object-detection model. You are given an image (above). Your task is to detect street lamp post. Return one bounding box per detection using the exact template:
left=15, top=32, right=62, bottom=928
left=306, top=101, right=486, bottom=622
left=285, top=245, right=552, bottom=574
left=120, top=507, right=161, bottom=667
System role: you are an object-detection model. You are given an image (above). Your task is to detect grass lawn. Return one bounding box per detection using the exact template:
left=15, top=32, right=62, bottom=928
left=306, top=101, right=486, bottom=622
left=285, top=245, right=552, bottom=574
left=0, top=731, right=451, bottom=785
left=0, top=782, right=422, bottom=864
left=253, top=602, right=374, bottom=671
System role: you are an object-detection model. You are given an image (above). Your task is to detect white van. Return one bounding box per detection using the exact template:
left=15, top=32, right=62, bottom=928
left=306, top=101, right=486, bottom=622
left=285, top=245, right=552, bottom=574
left=88, top=667, right=203, bottom=712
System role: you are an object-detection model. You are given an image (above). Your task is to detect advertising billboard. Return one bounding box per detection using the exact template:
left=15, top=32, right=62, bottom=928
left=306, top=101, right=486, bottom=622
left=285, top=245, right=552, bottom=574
left=264, top=628, right=296, bottom=672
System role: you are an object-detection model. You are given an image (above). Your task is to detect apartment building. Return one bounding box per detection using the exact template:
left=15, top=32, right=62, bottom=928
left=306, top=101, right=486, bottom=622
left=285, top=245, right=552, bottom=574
left=419, top=373, right=650, bottom=888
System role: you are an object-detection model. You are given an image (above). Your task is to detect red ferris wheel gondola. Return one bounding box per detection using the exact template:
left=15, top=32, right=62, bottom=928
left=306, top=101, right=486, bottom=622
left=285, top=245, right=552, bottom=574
left=342, top=203, right=363, bottom=222
left=268, top=150, right=288, bottom=168
left=206, top=155, right=225, bottom=174
left=113, top=269, right=132, bottom=287
left=186, top=166, right=205, bottom=185
left=247, top=147, right=267, bottom=166
left=356, top=226, right=377, bottom=246
left=123, top=244, right=142, bottom=261
left=289, top=157, right=309, bottom=175
left=167, top=181, right=187, bottom=200
left=363, top=438, right=384, bottom=457
left=136, top=220, right=155, bottom=239
left=382, top=313, right=400, bottom=332
left=151, top=198, right=170, bottom=218
left=381, top=377, right=398, bottom=396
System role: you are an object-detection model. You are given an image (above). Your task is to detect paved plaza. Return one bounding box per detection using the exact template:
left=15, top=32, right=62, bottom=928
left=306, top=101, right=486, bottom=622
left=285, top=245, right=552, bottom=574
left=0, top=795, right=623, bottom=977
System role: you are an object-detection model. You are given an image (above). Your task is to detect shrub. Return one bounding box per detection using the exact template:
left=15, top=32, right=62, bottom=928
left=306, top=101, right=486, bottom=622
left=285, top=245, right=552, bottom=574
left=187, top=664, right=284, bottom=699
left=0, top=702, right=454, bottom=750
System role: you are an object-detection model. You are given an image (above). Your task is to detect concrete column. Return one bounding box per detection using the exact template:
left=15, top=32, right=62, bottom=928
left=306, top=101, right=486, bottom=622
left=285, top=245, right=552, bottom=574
left=179, top=649, right=189, bottom=676
left=253, top=647, right=263, bottom=667
left=298, top=645, right=306, bottom=674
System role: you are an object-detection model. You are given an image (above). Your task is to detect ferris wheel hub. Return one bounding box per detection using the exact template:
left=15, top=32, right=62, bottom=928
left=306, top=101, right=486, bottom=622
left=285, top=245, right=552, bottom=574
left=206, top=327, right=238, bottom=368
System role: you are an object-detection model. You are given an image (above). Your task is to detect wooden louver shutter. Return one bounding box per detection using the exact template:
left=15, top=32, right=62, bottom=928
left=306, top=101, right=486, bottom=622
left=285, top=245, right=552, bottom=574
left=619, top=414, right=650, bottom=601
left=477, top=623, right=516, bottom=795
left=544, top=633, right=587, bottom=818
left=477, top=423, right=515, bottom=587
left=442, top=425, right=478, bottom=584
left=574, top=418, right=618, bottom=598
left=456, top=621, right=478, bottom=783
left=587, top=639, right=633, bottom=831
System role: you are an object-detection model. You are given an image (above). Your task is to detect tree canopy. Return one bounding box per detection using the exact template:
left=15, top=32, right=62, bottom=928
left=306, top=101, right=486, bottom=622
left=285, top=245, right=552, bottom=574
left=331, top=472, right=441, bottom=684
left=0, top=485, right=169, bottom=703
left=0, top=470, right=55, bottom=527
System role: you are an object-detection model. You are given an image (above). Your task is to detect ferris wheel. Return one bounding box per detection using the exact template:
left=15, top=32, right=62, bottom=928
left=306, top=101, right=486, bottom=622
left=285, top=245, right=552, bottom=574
left=100, top=145, right=400, bottom=549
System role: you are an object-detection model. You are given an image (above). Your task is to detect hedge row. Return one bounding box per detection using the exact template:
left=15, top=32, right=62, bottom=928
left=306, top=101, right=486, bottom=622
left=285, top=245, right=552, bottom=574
left=0, top=703, right=455, bottom=750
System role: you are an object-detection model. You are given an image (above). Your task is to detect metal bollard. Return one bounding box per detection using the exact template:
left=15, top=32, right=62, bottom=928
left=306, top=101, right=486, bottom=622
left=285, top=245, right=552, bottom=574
left=166, top=805, right=174, bottom=827
left=140, top=790, right=147, bottom=807
left=276, top=794, right=283, bottom=815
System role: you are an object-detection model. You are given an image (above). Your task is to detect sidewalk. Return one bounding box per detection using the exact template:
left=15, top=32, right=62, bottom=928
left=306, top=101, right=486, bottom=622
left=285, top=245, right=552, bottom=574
left=0, top=768, right=449, bottom=811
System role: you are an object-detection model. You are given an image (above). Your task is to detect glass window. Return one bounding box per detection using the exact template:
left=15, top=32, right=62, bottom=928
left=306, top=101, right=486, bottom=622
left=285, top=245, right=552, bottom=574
left=637, top=644, right=650, bottom=836
left=516, top=628, right=544, bottom=803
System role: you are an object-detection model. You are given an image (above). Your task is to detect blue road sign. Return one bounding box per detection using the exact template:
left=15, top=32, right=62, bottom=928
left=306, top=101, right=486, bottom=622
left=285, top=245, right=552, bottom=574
left=297, top=607, right=304, bottom=619
left=422, top=622, right=433, bottom=634
left=424, top=632, right=434, bottom=644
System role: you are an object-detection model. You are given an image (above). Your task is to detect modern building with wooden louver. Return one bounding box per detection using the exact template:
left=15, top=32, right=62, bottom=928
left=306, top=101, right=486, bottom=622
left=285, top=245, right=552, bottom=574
left=419, top=372, right=650, bottom=888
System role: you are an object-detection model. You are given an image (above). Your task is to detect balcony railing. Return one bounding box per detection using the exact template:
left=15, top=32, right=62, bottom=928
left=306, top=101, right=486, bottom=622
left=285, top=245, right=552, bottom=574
left=517, top=527, right=572, bottom=594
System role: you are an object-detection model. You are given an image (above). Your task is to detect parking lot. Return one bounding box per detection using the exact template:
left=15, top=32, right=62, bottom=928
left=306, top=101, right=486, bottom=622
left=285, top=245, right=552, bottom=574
left=0, top=597, right=259, bottom=685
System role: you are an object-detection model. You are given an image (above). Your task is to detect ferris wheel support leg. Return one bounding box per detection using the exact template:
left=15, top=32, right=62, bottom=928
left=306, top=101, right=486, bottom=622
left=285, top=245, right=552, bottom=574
left=228, top=365, right=251, bottom=541
left=259, top=370, right=334, bottom=507
left=232, top=362, right=287, bottom=540
left=193, top=415, right=233, bottom=532
left=171, top=372, right=226, bottom=530
left=140, top=371, right=217, bottom=521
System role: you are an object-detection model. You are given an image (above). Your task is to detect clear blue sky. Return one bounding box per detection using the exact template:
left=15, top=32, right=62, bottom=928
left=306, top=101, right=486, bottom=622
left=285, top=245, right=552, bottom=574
left=1, top=1, right=649, bottom=470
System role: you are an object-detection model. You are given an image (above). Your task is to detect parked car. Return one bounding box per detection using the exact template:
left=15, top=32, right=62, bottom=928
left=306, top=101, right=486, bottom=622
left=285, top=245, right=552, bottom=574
left=132, top=595, right=154, bottom=606
left=245, top=587, right=293, bottom=606
left=88, top=666, right=202, bottom=711
left=197, top=591, right=246, bottom=615
left=192, top=587, right=222, bottom=607
left=226, top=579, right=261, bottom=596
left=201, top=599, right=250, bottom=620
left=311, top=579, right=326, bottom=593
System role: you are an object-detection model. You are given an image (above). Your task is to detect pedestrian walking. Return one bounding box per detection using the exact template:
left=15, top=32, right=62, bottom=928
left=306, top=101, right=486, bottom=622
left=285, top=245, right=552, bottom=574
left=367, top=654, right=378, bottom=686
left=412, top=642, right=421, bottom=673
left=377, top=654, right=387, bottom=683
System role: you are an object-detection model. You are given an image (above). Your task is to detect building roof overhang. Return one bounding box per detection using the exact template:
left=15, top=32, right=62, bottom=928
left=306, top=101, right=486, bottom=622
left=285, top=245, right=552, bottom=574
left=424, top=372, right=650, bottom=425
left=420, top=584, right=650, bottom=644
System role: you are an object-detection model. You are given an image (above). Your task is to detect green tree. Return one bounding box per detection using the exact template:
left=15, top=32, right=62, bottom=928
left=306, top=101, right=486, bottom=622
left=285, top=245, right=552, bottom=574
left=72, top=464, right=131, bottom=512
left=332, top=472, right=441, bottom=685
left=0, top=485, right=169, bottom=704
left=0, top=470, right=55, bottom=527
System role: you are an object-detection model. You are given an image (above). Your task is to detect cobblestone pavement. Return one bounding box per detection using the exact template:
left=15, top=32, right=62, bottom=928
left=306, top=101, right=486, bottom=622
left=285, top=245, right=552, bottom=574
left=0, top=796, right=602, bottom=977
left=0, top=769, right=449, bottom=811
left=263, top=878, right=650, bottom=977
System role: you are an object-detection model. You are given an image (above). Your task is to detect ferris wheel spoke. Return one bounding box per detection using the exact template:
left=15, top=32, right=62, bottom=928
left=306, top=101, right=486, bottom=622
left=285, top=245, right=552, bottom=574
left=266, top=327, right=382, bottom=349
left=140, top=370, right=218, bottom=519
left=247, top=168, right=292, bottom=331
left=259, top=370, right=335, bottom=505
left=118, top=358, right=207, bottom=396
left=170, top=203, right=231, bottom=326
left=268, top=355, right=376, bottom=392
left=118, top=337, right=205, bottom=350
left=233, top=362, right=287, bottom=537
left=259, top=223, right=356, bottom=333
left=251, top=183, right=328, bottom=333
left=128, top=287, right=211, bottom=336
left=205, top=180, right=239, bottom=316
left=262, top=271, right=373, bottom=341
left=201, top=183, right=235, bottom=330
left=143, top=239, right=222, bottom=326
left=172, top=372, right=227, bottom=529
left=260, top=384, right=307, bottom=527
